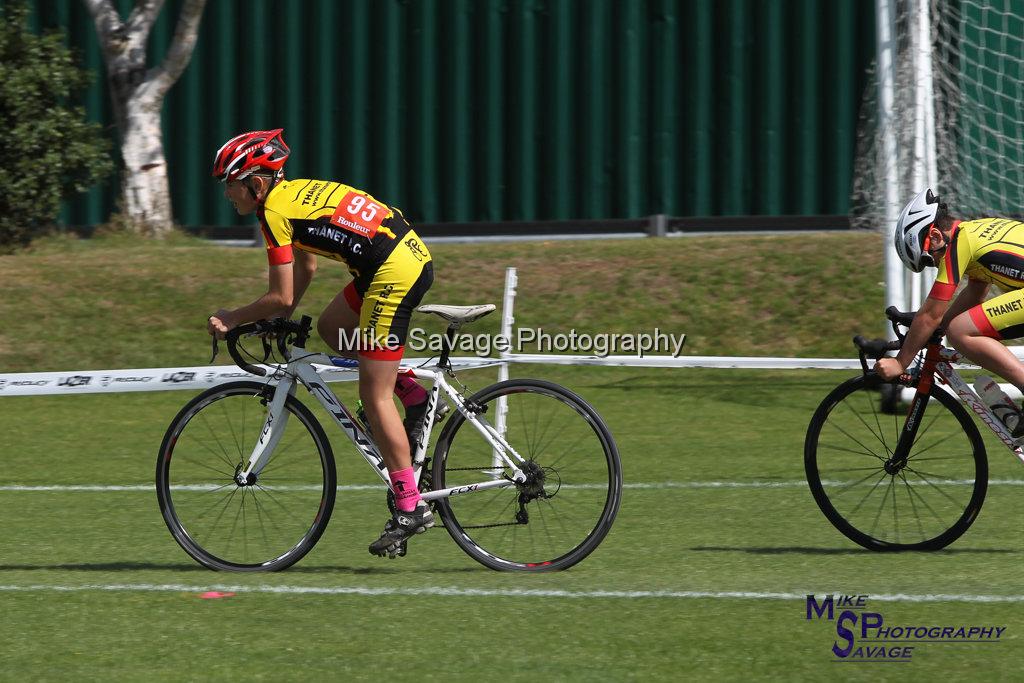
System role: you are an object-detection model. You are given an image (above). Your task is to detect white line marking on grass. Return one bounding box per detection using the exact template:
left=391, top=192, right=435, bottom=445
left=4, top=480, right=1024, bottom=492
left=1, top=584, right=1024, bottom=603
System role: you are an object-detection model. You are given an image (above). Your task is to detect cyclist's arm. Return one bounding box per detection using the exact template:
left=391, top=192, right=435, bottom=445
left=283, top=249, right=317, bottom=319
left=875, top=295, right=949, bottom=379
left=208, top=263, right=295, bottom=335
left=939, top=279, right=989, bottom=328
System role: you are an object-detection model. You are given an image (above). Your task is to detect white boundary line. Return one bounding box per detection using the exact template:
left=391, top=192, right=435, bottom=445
left=4, top=479, right=1024, bottom=493
left=0, top=583, right=1023, bottom=603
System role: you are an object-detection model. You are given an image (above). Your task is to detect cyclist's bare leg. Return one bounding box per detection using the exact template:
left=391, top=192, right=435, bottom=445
left=947, top=312, right=1024, bottom=389
left=317, top=289, right=361, bottom=357
left=317, top=291, right=360, bottom=357
left=358, top=359, right=410, bottom=469
left=317, top=290, right=427, bottom=408
left=319, top=288, right=426, bottom=520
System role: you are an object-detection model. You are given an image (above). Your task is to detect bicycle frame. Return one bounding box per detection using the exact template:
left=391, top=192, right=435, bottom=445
left=234, top=347, right=530, bottom=499
left=907, top=341, right=1024, bottom=465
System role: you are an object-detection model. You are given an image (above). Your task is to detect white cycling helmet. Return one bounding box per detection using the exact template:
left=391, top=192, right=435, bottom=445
left=893, top=188, right=940, bottom=272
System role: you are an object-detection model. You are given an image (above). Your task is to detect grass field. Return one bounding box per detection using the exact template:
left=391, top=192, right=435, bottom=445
left=3, top=234, right=1023, bottom=680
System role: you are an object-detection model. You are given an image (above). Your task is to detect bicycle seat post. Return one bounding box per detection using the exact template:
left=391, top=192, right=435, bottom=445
left=437, top=323, right=459, bottom=370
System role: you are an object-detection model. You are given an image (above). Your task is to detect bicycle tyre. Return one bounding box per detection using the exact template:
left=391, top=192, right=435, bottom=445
left=431, top=379, right=622, bottom=571
left=805, top=374, right=987, bottom=551
left=156, top=380, right=337, bottom=571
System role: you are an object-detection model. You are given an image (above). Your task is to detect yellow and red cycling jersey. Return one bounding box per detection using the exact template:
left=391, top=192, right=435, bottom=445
left=930, top=218, right=1024, bottom=301
left=930, top=217, right=1024, bottom=340
left=255, top=178, right=434, bottom=359
left=256, top=178, right=418, bottom=277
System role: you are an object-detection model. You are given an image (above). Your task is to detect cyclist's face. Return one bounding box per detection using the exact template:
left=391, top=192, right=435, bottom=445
left=224, top=179, right=257, bottom=215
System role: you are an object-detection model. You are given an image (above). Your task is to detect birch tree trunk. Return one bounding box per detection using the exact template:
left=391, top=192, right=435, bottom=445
left=84, top=0, right=207, bottom=236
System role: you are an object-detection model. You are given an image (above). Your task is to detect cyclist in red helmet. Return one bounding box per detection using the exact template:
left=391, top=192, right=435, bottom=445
left=208, top=129, right=436, bottom=559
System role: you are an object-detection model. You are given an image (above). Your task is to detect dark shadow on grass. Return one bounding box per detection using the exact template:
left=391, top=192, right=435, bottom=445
left=586, top=376, right=845, bottom=392
left=0, top=562, right=211, bottom=572
left=285, top=565, right=483, bottom=575
left=0, top=562, right=485, bottom=575
left=691, top=546, right=1021, bottom=555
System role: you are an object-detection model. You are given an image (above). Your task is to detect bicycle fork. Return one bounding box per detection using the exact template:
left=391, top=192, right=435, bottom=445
left=234, top=376, right=297, bottom=486
left=888, top=344, right=944, bottom=474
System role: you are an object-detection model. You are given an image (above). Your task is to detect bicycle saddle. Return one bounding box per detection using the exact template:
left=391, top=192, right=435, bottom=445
left=417, top=304, right=496, bottom=326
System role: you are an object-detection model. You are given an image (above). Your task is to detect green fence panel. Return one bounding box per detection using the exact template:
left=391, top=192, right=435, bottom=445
left=17, top=0, right=874, bottom=227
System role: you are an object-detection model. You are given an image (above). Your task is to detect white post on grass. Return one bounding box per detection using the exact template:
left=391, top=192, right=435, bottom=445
left=918, top=0, right=938, bottom=299
left=495, top=267, right=518, bottom=468
left=878, top=0, right=906, bottom=324
left=911, top=0, right=938, bottom=309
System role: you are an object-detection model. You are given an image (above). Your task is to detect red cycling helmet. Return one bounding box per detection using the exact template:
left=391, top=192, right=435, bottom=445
left=212, top=129, right=290, bottom=182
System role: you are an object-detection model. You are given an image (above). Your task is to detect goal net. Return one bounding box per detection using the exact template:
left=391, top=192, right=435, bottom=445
left=853, top=0, right=1023, bottom=238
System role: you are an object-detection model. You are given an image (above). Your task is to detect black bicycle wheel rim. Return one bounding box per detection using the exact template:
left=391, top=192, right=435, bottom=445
left=432, top=379, right=622, bottom=571
left=156, top=381, right=337, bottom=571
left=805, top=374, right=987, bottom=550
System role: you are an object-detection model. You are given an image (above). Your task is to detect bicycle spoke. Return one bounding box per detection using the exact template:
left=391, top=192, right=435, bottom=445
left=868, top=475, right=895, bottom=537
left=251, top=492, right=272, bottom=554
left=187, top=420, right=240, bottom=472
left=817, top=441, right=888, bottom=461
left=847, top=471, right=892, bottom=517
left=828, top=468, right=890, bottom=499
left=828, top=466, right=893, bottom=472
left=201, top=487, right=240, bottom=546
left=824, top=419, right=888, bottom=462
left=539, top=428, right=592, bottom=471
left=909, top=429, right=971, bottom=460
left=898, top=471, right=926, bottom=540
left=900, top=470, right=953, bottom=528
left=535, top=500, right=556, bottom=557
left=891, top=474, right=900, bottom=543
left=907, top=453, right=971, bottom=462
left=187, top=484, right=239, bottom=519
left=910, top=408, right=945, bottom=448
left=864, top=388, right=895, bottom=458
left=173, top=452, right=235, bottom=480
left=902, top=466, right=969, bottom=508
left=220, top=397, right=245, bottom=461
left=841, top=398, right=891, bottom=456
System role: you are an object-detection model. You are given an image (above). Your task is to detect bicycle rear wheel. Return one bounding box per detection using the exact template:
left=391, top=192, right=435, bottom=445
left=431, top=379, right=622, bottom=571
left=156, top=381, right=336, bottom=571
left=804, top=374, right=987, bottom=550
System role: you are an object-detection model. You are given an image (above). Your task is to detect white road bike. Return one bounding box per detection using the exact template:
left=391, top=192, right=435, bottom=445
left=156, top=305, right=622, bottom=571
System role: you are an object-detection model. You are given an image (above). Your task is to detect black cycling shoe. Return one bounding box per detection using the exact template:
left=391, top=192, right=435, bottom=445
left=368, top=502, right=435, bottom=558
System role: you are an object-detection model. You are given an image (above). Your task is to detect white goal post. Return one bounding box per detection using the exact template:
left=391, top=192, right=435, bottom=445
left=859, top=0, right=1024, bottom=321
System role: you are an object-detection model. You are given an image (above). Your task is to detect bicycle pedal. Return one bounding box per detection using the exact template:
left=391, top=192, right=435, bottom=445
left=383, top=541, right=407, bottom=559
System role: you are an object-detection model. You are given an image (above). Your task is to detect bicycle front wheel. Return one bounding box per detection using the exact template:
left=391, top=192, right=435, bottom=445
left=805, top=374, right=987, bottom=550
left=432, top=379, right=622, bottom=571
left=156, top=381, right=336, bottom=571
